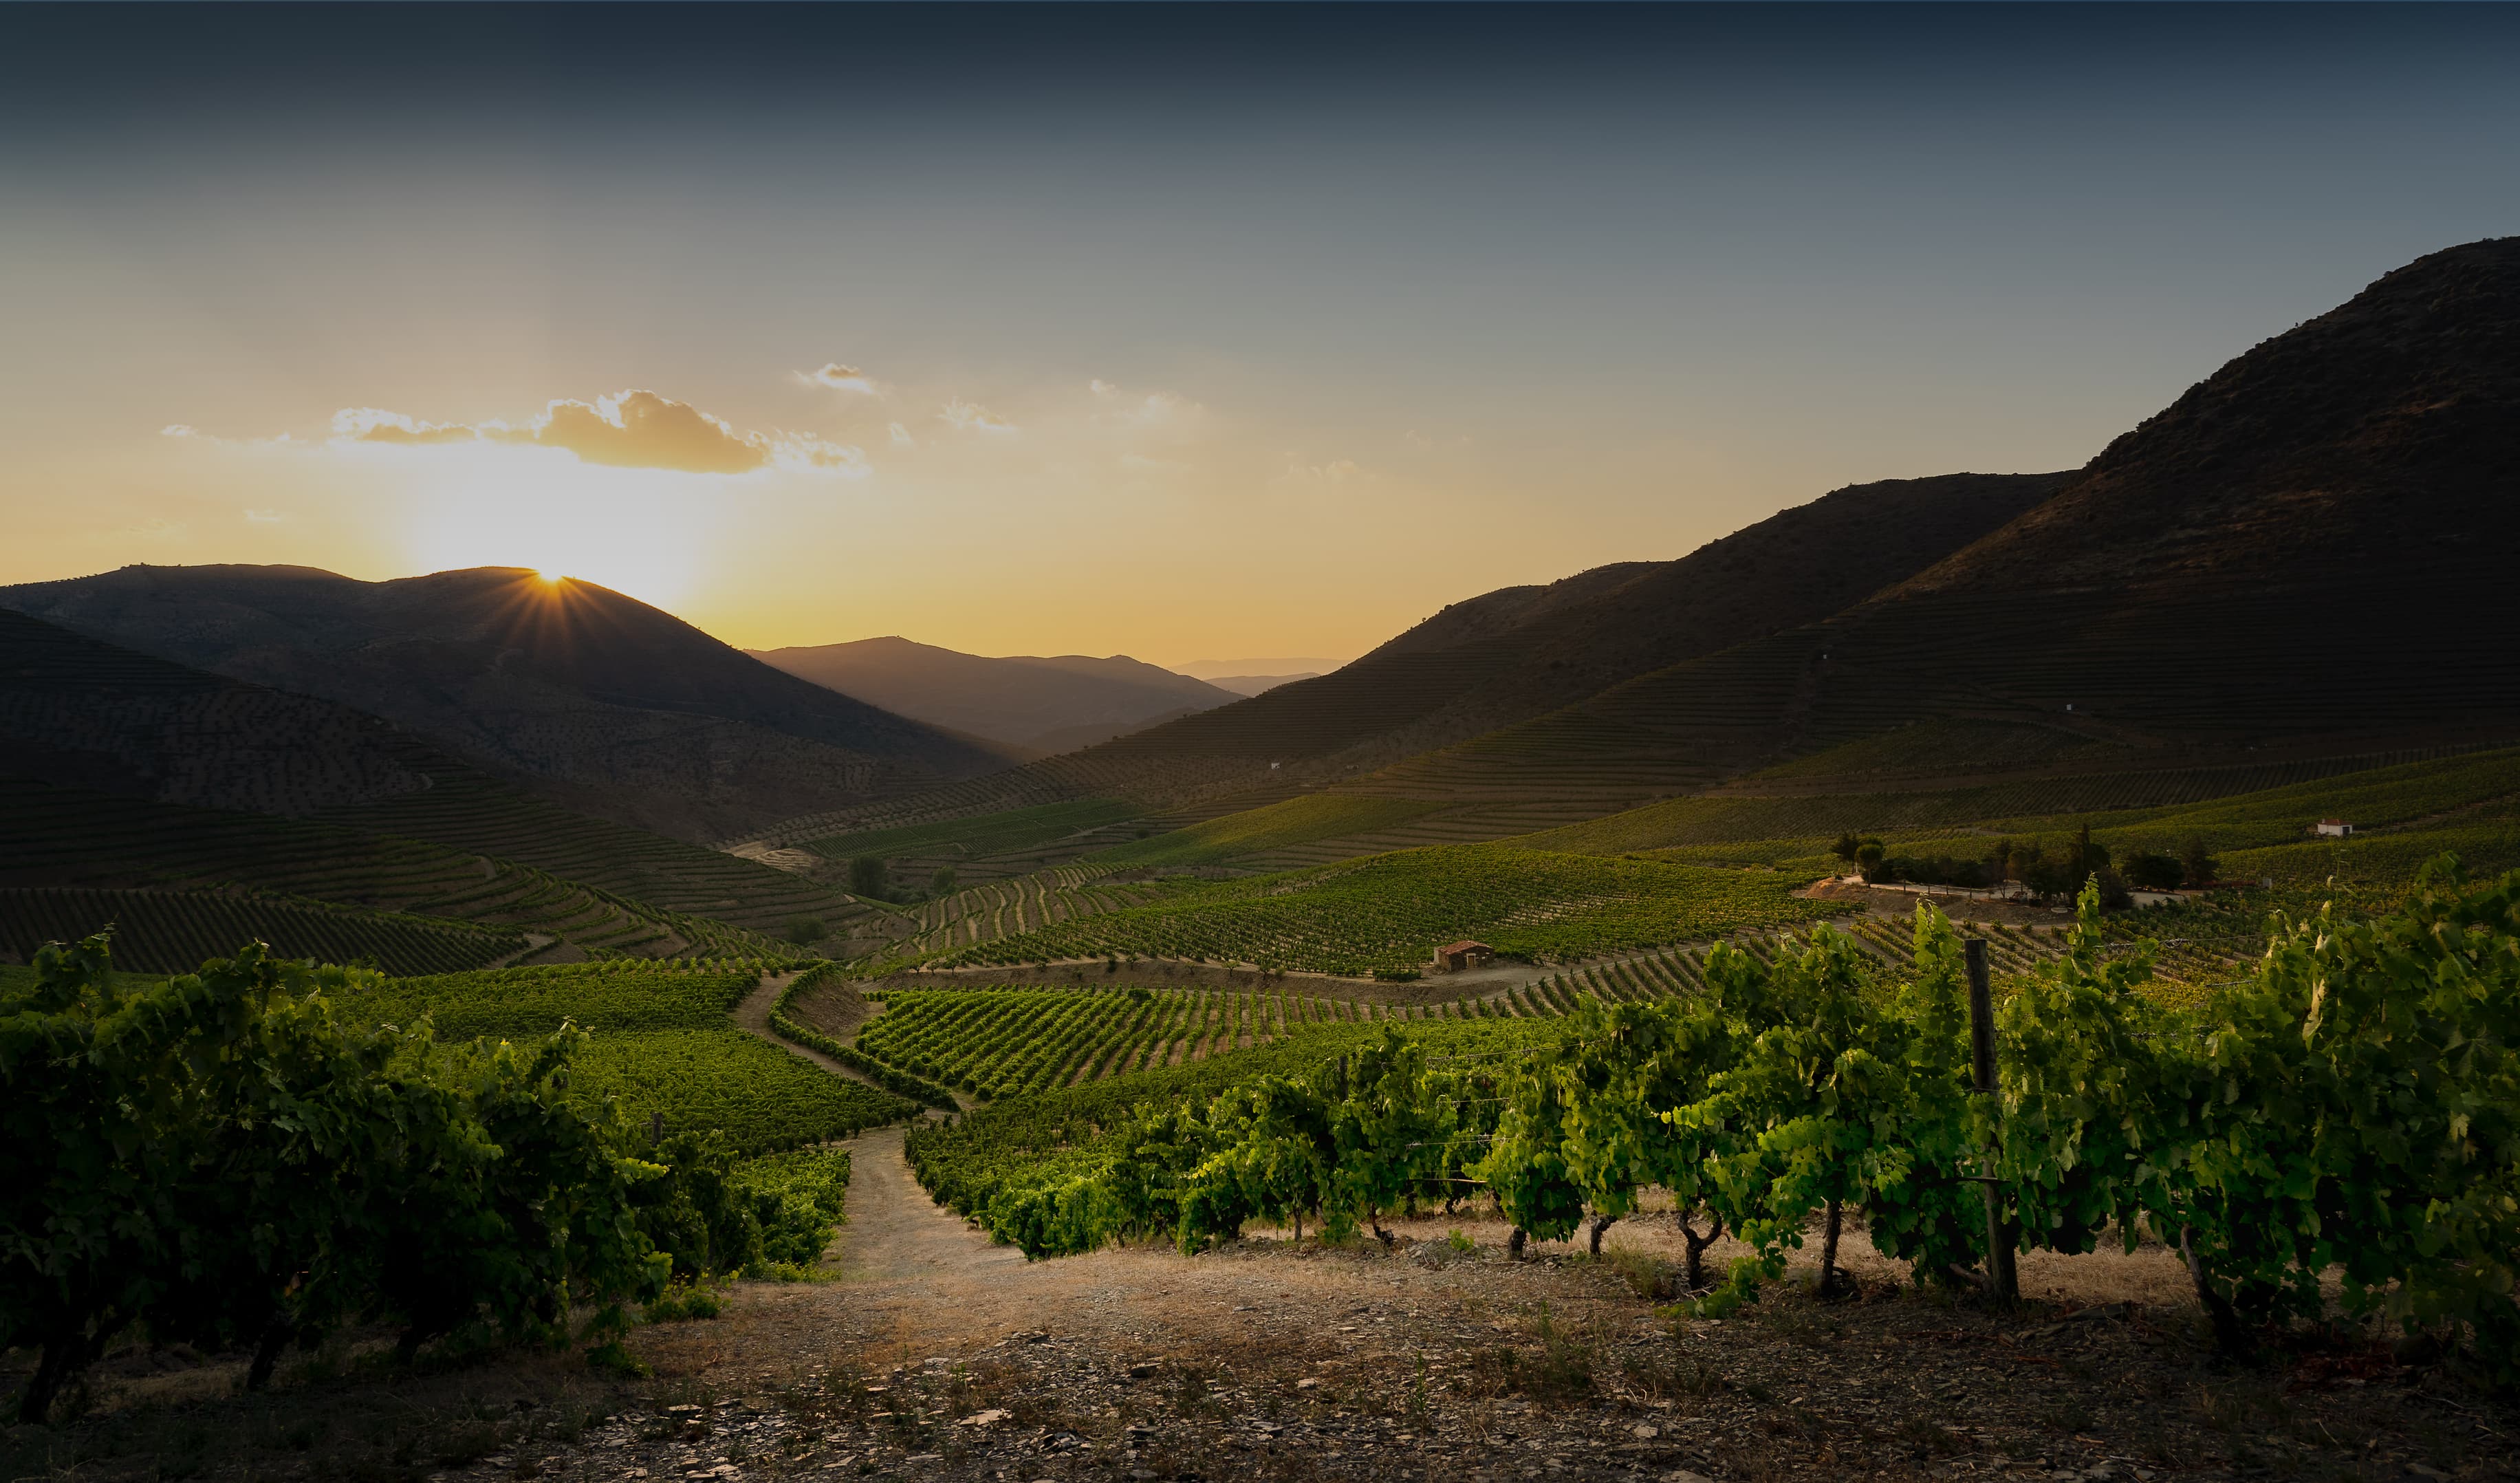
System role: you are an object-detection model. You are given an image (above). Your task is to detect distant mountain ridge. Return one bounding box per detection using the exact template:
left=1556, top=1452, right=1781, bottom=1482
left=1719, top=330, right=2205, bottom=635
left=0, top=565, right=1012, bottom=841
left=750, top=635, right=1241, bottom=753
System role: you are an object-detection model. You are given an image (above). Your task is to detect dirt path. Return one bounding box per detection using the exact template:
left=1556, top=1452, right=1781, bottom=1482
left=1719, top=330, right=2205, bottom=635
left=728, top=969, right=894, bottom=1096
left=824, top=1126, right=1027, bottom=1290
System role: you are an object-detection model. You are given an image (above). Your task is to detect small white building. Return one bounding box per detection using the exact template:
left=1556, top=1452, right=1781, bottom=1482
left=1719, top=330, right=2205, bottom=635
left=2314, top=818, right=2354, bottom=838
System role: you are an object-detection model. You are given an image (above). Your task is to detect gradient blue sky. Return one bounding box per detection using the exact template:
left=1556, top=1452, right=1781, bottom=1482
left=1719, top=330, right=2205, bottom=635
left=4, top=4, right=2514, bottom=664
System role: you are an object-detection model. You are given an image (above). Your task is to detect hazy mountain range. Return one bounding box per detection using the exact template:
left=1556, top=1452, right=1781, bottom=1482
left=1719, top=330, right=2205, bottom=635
left=750, top=636, right=1243, bottom=755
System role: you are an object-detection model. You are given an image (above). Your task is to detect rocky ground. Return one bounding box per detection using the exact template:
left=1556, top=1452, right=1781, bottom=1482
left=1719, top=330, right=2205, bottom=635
left=7, top=1127, right=2515, bottom=1483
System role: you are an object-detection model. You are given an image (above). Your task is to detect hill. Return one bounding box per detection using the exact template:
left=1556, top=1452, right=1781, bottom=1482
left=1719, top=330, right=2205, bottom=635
left=753, top=470, right=2065, bottom=841
left=0, top=610, right=869, bottom=952
left=0, top=565, right=1013, bottom=841
left=1376, top=238, right=2520, bottom=801
left=750, top=635, right=1238, bottom=752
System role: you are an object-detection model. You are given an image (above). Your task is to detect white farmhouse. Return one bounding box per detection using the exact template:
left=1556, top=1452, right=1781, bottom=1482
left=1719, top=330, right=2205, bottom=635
left=2313, top=818, right=2354, bottom=838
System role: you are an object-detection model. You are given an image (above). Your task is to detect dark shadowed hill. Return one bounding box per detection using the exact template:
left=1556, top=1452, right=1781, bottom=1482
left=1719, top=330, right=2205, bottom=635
left=1383, top=238, right=2520, bottom=799
left=777, top=471, right=2065, bottom=832
left=751, top=636, right=1239, bottom=753
left=0, top=606, right=443, bottom=816
left=0, top=565, right=1015, bottom=841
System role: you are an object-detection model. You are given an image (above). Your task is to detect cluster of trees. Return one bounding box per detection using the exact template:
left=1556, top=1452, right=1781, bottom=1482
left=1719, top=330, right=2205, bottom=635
left=953, top=863, right=2520, bottom=1376
left=1, top=937, right=820, bottom=1425
left=1832, top=829, right=2218, bottom=901
left=845, top=857, right=957, bottom=905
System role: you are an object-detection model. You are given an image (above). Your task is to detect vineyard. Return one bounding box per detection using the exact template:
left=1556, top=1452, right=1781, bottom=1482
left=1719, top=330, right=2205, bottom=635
left=924, top=845, right=1834, bottom=976
left=854, top=983, right=1495, bottom=1100
left=339, top=958, right=918, bottom=1152
left=0, top=886, right=525, bottom=976
left=0, top=776, right=791, bottom=960
left=323, top=770, right=867, bottom=941
left=904, top=863, right=2520, bottom=1380
left=800, top=797, right=1142, bottom=865
left=1086, top=794, right=1451, bottom=869
left=878, top=865, right=1183, bottom=964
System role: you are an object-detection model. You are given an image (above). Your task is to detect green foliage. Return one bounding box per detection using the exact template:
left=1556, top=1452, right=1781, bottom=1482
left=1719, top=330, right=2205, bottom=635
left=849, top=856, right=889, bottom=900
left=931, top=865, right=958, bottom=896
left=784, top=916, right=827, bottom=946
left=897, top=858, right=2520, bottom=1379
left=767, top=963, right=959, bottom=1109
left=0, top=936, right=672, bottom=1425
left=930, top=845, right=1834, bottom=977
left=903, top=1017, right=1543, bottom=1257
left=803, top=799, right=1140, bottom=864
left=634, top=1137, right=851, bottom=1279
left=0, top=885, right=523, bottom=977
left=1089, top=794, right=1451, bottom=869
left=348, top=960, right=919, bottom=1150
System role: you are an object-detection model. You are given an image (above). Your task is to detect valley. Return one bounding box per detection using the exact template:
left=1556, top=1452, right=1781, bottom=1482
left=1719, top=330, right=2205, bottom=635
left=8, top=239, right=2520, bottom=1481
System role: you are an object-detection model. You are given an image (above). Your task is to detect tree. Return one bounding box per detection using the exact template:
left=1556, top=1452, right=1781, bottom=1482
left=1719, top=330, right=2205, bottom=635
left=783, top=916, right=827, bottom=946
left=931, top=865, right=959, bottom=896
left=2123, top=852, right=2184, bottom=891
left=2180, top=838, right=2219, bottom=887
left=1854, top=841, right=1887, bottom=881
left=848, top=856, right=888, bottom=900
left=1832, top=833, right=1863, bottom=864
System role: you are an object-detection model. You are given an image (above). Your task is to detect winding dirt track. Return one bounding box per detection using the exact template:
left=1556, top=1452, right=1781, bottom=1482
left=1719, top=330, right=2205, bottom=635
left=728, top=969, right=896, bottom=1095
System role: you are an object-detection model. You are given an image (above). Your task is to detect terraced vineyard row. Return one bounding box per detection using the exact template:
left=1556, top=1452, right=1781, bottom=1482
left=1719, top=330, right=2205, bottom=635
left=0, top=775, right=489, bottom=906
left=354, top=958, right=774, bottom=1038
left=0, top=885, right=525, bottom=976
left=925, top=845, right=1833, bottom=977
left=879, top=865, right=1179, bottom=962
left=854, top=984, right=1500, bottom=1099
left=1520, top=909, right=2266, bottom=1013
left=326, top=770, right=866, bottom=939
left=0, top=776, right=791, bottom=960
left=335, top=958, right=918, bottom=1151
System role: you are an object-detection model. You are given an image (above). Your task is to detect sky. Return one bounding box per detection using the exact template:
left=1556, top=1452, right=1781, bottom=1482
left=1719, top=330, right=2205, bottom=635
left=5, top=4, right=2517, bottom=669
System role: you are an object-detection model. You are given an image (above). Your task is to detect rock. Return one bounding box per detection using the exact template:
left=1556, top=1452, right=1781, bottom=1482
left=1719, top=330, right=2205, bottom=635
left=1662, top=1472, right=1716, bottom=1483
left=961, top=1409, right=1012, bottom=1427
left=1127, top=1361, right=1161, bottom=1380
left=1631, top=1425, right=1660, bottom=1440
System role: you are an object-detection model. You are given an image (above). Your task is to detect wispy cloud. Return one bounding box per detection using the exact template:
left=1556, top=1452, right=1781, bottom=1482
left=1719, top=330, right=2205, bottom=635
left=327, top=391, right=863, bottom=476
left=243, top=508, right=284, bottom=524
left=939, top=398, right=1017, bottom=436
left=888, top=420, right=916, bottom=448
left=795, top=362, right=879, bottom=396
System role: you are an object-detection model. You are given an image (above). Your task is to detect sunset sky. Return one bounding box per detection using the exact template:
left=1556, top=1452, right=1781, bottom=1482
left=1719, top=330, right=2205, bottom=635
left=5, top=6, right=2517, bottom=667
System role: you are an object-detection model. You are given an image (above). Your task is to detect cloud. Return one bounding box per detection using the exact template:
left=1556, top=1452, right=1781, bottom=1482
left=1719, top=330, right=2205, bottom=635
left=333, top=407, right=490, bottom=445
left=160, top=423, right=198, bottom=439
left=888, top=421, right=916, bottom=448
left=326, top=390, right=863, bottom=476
left=536, top=392, right=762, bottom=473
left=243, top=508, right=284, bottom=524
left=939, top=398, right=1017, bottom=436
left=796, top=362, right=879, bottom=395
left=1089, top=378, right=1201, bottom=431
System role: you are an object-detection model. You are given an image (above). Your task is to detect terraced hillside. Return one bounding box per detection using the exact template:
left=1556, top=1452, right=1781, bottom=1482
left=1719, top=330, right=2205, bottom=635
left=0, top=775, right=814, bottom=960
left=0, top=885, right=525, bottom=975
left=0, top=607, right=440, bottom=816
left=1518, top=745, right=2520, bottom=891
left=922, top=847, right=1833, bottom=977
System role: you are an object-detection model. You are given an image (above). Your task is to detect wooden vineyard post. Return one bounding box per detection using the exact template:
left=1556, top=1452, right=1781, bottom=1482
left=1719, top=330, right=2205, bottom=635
left=1964, top=938, right=2019, bottom=1305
